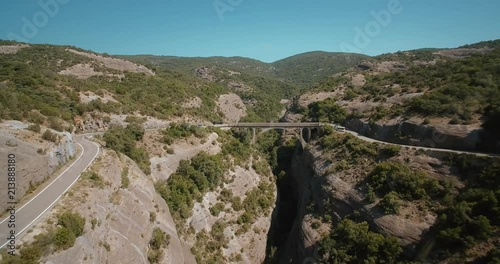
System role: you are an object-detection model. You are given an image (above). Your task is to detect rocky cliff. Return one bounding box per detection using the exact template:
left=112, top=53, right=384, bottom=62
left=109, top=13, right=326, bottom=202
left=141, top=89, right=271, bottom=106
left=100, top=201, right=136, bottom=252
left=277, top=136, right=463, bottom=263
left=0, top=121, right=76, bottom=212
left=345, top=118, right=482, bottom=151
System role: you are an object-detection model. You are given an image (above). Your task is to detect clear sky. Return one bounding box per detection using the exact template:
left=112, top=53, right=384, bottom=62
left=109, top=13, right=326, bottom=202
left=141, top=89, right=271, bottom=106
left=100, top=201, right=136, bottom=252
left=1, top=0, right=499, bottom=62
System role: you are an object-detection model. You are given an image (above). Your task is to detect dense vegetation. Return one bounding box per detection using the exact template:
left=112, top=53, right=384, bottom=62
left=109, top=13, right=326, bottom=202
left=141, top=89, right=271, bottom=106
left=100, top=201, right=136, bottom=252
left=306, top=98, right=348, bottom=123
left=0, top=42, right=366, bottom=125
left=190, top=221, right=229, bottom=263
left=123, top=51, right=369, bottom=122
left=0, top=43, right=227, bottom=123
left=0, top=211, right=85, bottom=264
left=425, top=155, right=500, bottom=261
left=147, top=227, right=171, bottom=263
left=302, top=43, right=500, bottom=152
left=368, top=162, right=444, bottom=214
left=155, top=152, right=226, bottom=219
left=162, top=123, right=206, bottom=144
left=121, top=54, right=301, bottom=122
left=317, top=128, right=500, bottom=262
left=123, top=51, right=368, bottom=89
left=272, top=51, right=369, bottom=88
left=103, top=123, right=151, bottom=174
left=319, top=219, right=402, bottom=263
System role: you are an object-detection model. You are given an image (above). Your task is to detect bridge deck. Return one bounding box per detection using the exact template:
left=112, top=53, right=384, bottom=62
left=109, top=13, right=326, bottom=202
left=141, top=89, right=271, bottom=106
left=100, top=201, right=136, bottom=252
left=217, top=122, right=324, bottom=128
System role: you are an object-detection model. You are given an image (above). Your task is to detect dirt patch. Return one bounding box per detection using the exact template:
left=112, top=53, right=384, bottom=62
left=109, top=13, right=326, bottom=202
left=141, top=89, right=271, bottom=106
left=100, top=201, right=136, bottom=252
left=298, top=91, right=341, bottom=108
left=228, top=81, right=253, bottom=92
left=227, top=70, right=241, bottom=76
left=0, top=44, right=29, bottom=54
left=194, top=67, right=215, bottom=82
left=66, top=49, right=155, bottom=75
left=376, top=61, right=408, bottom=73
left=59, top=63, right=125, bottom=79
left=79, top=90, right=118, bottom=104
left=434, top=48, right=494, bottom=59
left=351, top=74, right=366, bottom=88
left=386, top=92, right=424, bottom=105
left=217, top=93, right=247, bottom=123
left=182, top=97, right=203, bottom=109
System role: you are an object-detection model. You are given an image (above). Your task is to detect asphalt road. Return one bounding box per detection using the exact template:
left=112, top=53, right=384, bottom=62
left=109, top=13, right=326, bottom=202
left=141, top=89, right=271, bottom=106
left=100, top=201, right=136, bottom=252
left=219, top=122, right=497, bottom=157
left=0, top=122, right=495, bottom=250
left=0, top=135, right=100, bottom=249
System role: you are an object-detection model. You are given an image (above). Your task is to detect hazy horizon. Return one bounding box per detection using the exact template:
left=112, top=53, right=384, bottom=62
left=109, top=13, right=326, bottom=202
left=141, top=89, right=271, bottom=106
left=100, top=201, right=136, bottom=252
left=1, top=0, right=499, bottom=62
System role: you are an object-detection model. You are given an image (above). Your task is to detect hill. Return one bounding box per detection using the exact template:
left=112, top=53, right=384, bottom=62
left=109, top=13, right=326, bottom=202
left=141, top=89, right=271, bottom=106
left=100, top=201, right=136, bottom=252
left=121, top=51, right=369, bottom=89
left=292, top=40, right=500, bottom=153
left=271, top=51, right=369, bottom=87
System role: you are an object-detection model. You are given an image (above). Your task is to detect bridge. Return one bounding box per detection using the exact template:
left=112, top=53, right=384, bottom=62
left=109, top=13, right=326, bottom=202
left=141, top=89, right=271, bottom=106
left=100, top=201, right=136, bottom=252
left=214, top=122, right=341, bottom=146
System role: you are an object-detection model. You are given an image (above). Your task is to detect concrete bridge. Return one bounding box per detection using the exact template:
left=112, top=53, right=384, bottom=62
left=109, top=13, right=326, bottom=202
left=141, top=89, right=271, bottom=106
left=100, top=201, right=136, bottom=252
left=215, top=122, right=336, bottom=146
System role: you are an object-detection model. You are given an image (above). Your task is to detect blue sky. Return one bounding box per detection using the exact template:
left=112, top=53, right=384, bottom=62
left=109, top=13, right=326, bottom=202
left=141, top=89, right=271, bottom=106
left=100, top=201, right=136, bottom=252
left=1, top=0, right=499, bottom=62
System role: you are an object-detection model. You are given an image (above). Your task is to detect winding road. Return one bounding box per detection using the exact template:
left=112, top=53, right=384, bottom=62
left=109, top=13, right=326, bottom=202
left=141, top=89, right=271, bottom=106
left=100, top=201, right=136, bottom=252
left=0, top=135, right=100, bottom=249
left=0, top=123, right=496, bottom=250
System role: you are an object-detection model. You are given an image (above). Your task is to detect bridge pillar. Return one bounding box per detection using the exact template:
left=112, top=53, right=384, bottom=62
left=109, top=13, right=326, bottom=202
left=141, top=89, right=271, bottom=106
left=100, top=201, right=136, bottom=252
left=251, top=128, right=256, bottom=145
left=306, top=128, right=311, bottom=142
left=300, top=128, right=303, bottom=141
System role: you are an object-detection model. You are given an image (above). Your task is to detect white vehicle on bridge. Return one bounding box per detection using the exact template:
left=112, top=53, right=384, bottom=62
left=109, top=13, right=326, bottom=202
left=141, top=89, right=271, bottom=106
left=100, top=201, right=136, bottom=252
left=332, top=124, right=346, bottom=132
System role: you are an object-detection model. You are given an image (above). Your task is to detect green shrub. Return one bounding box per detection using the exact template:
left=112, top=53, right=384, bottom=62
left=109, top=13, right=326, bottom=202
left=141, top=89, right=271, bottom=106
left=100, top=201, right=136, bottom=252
left=307, top=98, right=347, bottom=123
left=162, top=123, right=206, bottom=144
left=155, top=152, right=226, bottom=220
left=150, top=212, right=157, bottom=223
left=125, top=115, right=146, bottom=124
left=121, top=166, right=129, bottom=189
left=379, top=192, right=401, bottom=214
left=104, top=124, right=150, bottom=175
left=53, top=227, right=76, bottom=250
left=83, top=171, right=104, bottom=188
left=166, top=147, right=175, bottom=154
left=381, top=145, right=401, bottom=157
left=91, top=218, right=98, bottom=230
left=148, top=227, right=170, bottom=263
left=57, top=211, right=85, bottom=237
left=319, top=219, right=402, bottom=263
left=42, top=130, right=59, bottom=142
left=27, top=124, right=41, bottom=133
left=48, top=117, right=65, bottom=132
left=220, top=133, right=252, bottom=165
left=368, top=162, right=441, bottom=201
left=210, top=203, right=225, bottom=216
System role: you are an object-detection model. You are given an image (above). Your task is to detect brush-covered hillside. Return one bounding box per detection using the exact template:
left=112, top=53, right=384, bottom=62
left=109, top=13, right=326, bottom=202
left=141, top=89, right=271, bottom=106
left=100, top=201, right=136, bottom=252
left=0, top=40, right=369, bottom=128
left=293, top=40, right=500, bottom=153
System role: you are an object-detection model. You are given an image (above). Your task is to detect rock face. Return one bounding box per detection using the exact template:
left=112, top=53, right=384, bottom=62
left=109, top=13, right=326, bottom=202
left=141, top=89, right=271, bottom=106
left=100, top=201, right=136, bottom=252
left=66, top=49, right=155, bottom=76
left=40, top=131, right=275, bottom=263
left=0, top=121, right=76, bottom=212
left=278, top=144, right=439, bottom=263
left=186, top=164, right=275, bottom=263
left=194, top=67, right=215, bottom=82
left=41, top=149, right=196, bottom=264
left=0, top=44, right=29, bottom=54
left=217, top=94, right=247, bottom=123
left=345, top=118, right=481, bottom=151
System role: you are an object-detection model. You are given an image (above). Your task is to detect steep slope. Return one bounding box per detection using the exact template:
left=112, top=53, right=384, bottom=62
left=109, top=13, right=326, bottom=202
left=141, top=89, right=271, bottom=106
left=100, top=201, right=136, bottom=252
left=0, top=41, right=231, bottom=128
left=269, top=39, right=500, bottom=263
left=295, top=40, right=500, bottom=153
left=271, top=51, right=369, bottom=87
left=269, top=129, right=500, bottom=263
left=122, top=51, right=368, bottom=121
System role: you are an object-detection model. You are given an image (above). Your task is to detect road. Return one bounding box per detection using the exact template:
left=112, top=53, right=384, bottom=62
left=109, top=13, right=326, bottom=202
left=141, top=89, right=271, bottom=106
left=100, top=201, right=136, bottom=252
left=0, top=122, right=495, bottom=250
left=0, top=135, right=100, bottom=249
left=218, top=122, right=498, bottom=157
left=216, top=122, right=323, bottom=128
left=343, top=130, right=498, bottom=157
